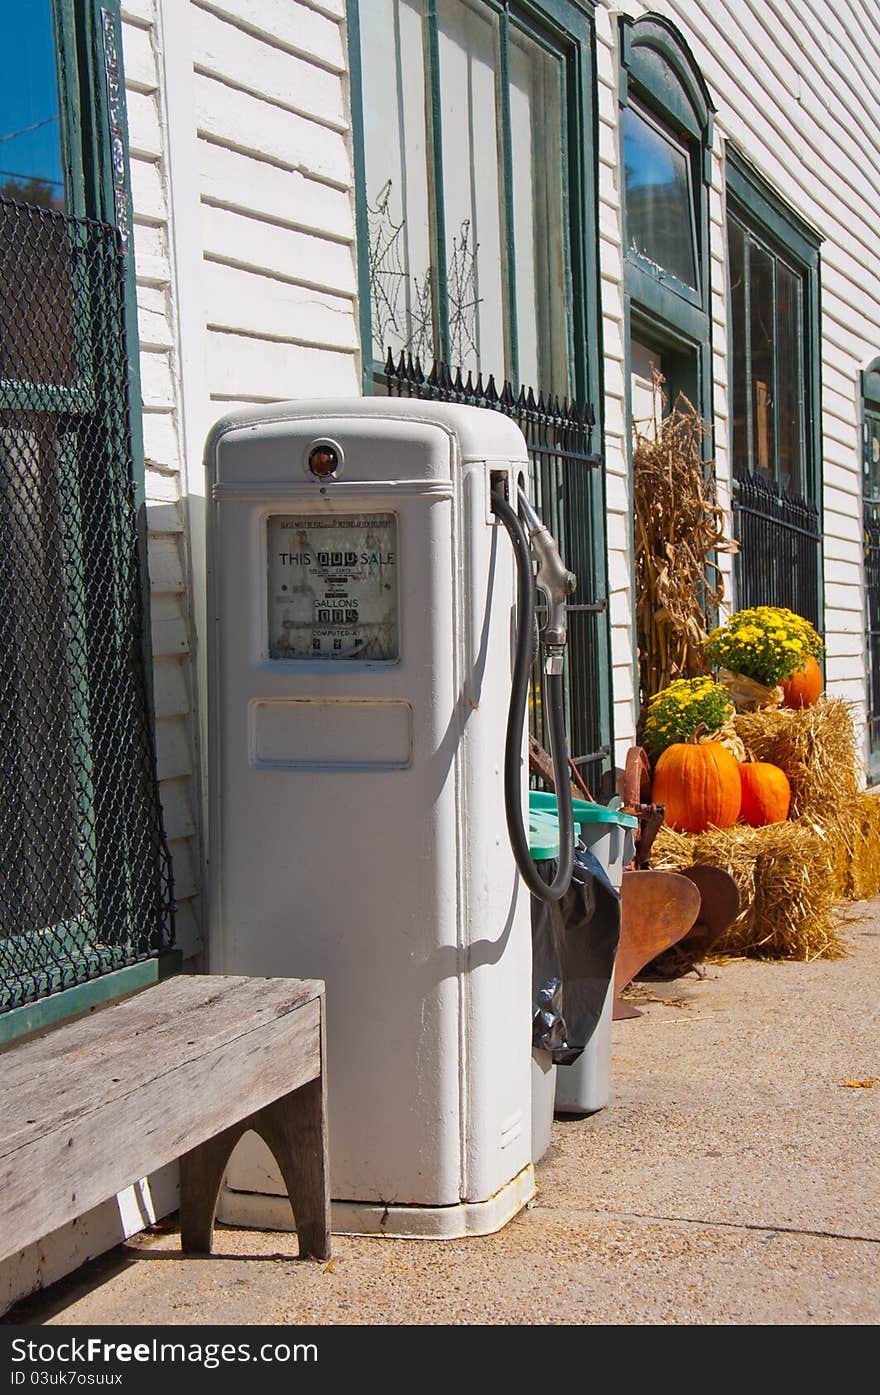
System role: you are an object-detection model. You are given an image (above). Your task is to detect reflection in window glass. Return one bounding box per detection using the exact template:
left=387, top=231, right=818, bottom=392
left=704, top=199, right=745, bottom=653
left=727, top=210, right=809, bottom=496
left=361, top=0, right=433, bottom=364
left=0, top=0, right=66, bottom=211
left=438, top=0, right=505, bottom=378
left=509, top=29, right=568, bottom=395
left=749, top=241, right=775, bottom=473
left=728, top=217, right=748, bottom=478
left=866, top=409, right=880, bottom=500
left=776, top=263, right=802, bottom=494
left=623, top=104, right=697, bottom=290
left=358, top=0, right=573, bottom=393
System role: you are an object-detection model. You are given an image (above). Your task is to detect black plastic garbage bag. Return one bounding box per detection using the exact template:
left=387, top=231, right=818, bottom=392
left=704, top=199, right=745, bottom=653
left=531, top=845, right=622, bottom=1065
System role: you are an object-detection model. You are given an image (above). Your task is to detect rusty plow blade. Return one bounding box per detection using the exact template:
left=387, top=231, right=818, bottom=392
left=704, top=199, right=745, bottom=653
left=613, top=864, right=741, bottom=1019
left=613, top=870, right=701, bottom=1019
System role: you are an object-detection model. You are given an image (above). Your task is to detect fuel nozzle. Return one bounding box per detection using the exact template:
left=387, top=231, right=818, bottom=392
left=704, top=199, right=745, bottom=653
left=516, top=485, right=577, bottom=657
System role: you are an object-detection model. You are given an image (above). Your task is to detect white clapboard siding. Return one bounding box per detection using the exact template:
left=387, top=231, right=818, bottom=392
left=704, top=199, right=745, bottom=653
left=596, top=0, right=880, bottom=767
left=198, top=142, right=352, bottom=242
left=154, top=716, right=194, bottom=784
left=192, top=0, right=346, bottom=70
left=203, top=262, right=357, bottom=351
left=152, top=658, right=191, bottom=721
left=194, top=73, right=350, bottom=188
left=123, top=6, right=202, bottom=970
left=191, top=4, right=346, bottom=128
left=202, top=205, right=356, bottom=296
left=157, top=777, right=198, bottom=843
left=206, top=329, right=358, bottom=401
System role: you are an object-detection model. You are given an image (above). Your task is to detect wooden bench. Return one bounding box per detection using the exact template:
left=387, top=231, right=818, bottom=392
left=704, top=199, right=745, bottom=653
left=0, top=974, right=331, bottom=1264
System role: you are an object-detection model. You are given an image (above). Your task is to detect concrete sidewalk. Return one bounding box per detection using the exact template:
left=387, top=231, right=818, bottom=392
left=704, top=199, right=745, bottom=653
left=6, top=902, right=879, bottom=1326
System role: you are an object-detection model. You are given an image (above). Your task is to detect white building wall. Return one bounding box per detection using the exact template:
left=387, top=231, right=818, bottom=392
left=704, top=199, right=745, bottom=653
left=120, top=0, right=361, bottom=961
left=1, top=0, right=360, bottom=1318
left=597, top=0, right=880, bottom=777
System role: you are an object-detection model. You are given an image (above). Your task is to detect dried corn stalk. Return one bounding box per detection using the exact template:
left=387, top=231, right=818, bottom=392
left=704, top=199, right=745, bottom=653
left=633, top=377, right=737, bottom=706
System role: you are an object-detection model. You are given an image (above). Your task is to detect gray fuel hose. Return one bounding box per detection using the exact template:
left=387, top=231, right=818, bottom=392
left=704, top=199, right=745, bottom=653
left=492, top=486, right=575, bottom=902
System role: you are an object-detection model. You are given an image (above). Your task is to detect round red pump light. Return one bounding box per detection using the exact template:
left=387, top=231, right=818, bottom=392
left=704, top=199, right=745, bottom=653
left=308, top=444, right=339, bottom=478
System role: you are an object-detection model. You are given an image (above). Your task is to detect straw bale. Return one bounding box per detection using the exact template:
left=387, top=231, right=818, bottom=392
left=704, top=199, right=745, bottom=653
left=730, top=699, right=860, bottom=820
left=846, top=791, right=880, bottom=901
left=651, top=820, right=844, bottom=960
left=728, top=699, right=868, bottom=901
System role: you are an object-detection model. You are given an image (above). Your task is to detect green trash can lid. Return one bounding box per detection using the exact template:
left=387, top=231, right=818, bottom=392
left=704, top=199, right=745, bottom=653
left=528, top=789, right=639, bottom=830
left=528, top=808, right=582, bottom=861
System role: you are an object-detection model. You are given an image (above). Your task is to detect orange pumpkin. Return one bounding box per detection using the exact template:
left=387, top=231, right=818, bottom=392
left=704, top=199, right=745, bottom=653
left=781, top=654, right=823, bottom=709
left=739, top=760, right=791, bottom=826
left=651, top=739, right=742, bottom=833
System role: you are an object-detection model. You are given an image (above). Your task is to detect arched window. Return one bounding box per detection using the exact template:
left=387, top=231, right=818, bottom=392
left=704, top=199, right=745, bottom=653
left=619, top=12, right=714, bottom=415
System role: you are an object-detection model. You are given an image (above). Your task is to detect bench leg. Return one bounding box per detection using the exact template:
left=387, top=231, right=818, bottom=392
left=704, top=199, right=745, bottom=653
left=179, top=1120, right=247, bottom=1254
left=254, top=1075, right=332, bottom=1261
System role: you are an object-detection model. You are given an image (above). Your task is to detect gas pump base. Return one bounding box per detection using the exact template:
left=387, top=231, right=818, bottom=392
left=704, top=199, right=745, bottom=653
left=216, top=1164, right=536, bottom=1241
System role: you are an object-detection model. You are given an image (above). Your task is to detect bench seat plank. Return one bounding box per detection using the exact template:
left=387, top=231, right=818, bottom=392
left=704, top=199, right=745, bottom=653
left=0, top=975, right=328, bottom=1265
left=2, top=975, right=323, bottom=1149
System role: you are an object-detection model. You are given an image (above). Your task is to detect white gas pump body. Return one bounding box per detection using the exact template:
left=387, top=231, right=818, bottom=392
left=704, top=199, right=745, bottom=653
left=205, top=398, right=536, bottom=1238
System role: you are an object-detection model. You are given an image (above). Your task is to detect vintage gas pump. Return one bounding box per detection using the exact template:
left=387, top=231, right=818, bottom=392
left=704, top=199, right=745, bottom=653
left=205, top=398, right=576, bottom=1238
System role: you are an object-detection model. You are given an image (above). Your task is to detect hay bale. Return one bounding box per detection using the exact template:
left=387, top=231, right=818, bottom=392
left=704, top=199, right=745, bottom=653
left=731, top=699, right=860, bottom=820
left=847, top=790, right=880, bottom=901
left=651, top=820, right=844, bottom=961
left=730, top=699, right=866, bottom=900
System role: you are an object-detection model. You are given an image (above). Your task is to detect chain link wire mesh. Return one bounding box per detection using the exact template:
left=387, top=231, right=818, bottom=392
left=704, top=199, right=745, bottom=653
left=0, top=195, right=174, bottom=1012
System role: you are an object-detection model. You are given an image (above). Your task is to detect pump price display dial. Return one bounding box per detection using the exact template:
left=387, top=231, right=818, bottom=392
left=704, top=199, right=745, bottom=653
left=267, top=513, right=399, bottom=660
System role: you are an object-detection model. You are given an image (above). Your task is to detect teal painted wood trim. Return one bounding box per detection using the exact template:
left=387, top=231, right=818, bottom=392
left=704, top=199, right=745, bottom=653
left=810, top=261, right=825, bottom=638
left=566, top=5, right=613, bottom=769
left=0, top=952, right=182, bottom=1048
left=619, top=12, right=715, bottom=143
left=624, top=263, right=709, bottom=345
left=862, top=361, right=880, bottom=410
left=55, top=0, right=87, bottom=216
left=726, top=146, right=822, bottom=264
left=498, top=17, right=519, bottom=388
left=424, top=0, right=449, bottom=362
left=346, top=0, right=374, bottom=394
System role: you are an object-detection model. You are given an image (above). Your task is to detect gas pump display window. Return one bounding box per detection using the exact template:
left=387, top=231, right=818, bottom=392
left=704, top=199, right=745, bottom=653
left=267, top=513, right=399, bottom=661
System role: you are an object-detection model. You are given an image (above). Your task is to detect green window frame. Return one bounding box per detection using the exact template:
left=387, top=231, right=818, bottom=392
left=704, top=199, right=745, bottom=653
left=725, top=145, right=823, bottom=627
left=347, top=0, right=614, bottom=792
left=347, top=0, right=602, bottom=413
left=0, top=2, right=175, bottom=1041
left=619, top=12, right=714, bottom=410
left=726, top=148, right=822, bottom=507
left=862, top=359, right=880, bottom=782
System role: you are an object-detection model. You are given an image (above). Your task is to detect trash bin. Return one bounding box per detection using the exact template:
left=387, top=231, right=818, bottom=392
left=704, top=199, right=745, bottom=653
left=529, top=793, right=638, bottom=1117
left=528, top=807, right=578, bottom=1163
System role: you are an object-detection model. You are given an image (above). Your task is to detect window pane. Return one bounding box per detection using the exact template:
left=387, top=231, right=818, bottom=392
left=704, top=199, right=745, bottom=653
left=728, top=217, right=748, bottom=478
left=438, top=0, right=505, bottom=378
left=360, top=0, right=433, bottom=364
left=749, top=241, right=775, bottom=474
left=776, top=262, right=803, bottom=495
left=0, top=1, right=66, bottom=211
left=623, top=104, right=697, bottom=291
left=508, top=29, right=567, bottom=396
left=865, top=409, right=880, bottom=501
